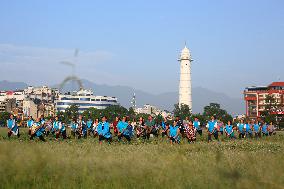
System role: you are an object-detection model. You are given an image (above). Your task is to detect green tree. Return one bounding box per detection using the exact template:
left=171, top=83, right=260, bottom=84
left=203, top=103, right=233, bottom=123
left=63, top=105, right=79, bottom=123
left=173, top=104, right=191, bottom=120
left=128, top=107, right=136, bottom=121
left=102, top=105, right=128, bottom=122
left=0, top=112, right=10, bottom=126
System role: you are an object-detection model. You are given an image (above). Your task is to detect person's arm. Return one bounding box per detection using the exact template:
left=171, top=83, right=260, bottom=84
left=176, top=128, right=180, bottom=139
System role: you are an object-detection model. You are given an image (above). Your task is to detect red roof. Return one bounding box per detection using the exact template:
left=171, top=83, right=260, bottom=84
left=6, top=91, right=14, bottom=95
left=269, top=82, right=284, bottom=87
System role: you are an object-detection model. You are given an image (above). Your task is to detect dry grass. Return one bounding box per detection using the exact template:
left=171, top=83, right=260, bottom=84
left=0, top=128, right=283, bottom=189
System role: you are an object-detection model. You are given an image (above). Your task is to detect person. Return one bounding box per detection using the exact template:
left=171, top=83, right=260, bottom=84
left=117, top=117, right=131, bottom=142
left=217, top=119, right=224, bottom=136
left=176, top=116, right=184, bottom=138
left=70, top=117, right=78, bottom=138
left=45, top=118, right=53, bottom=136
left=53, top=116, right=66, bottom=140
left=161, top=117, right=169, bottom=138
left=136, top=117, right=146, bottom=139
left=7, top=114, right=20, bottom=138
left=268, top=122, right=275, bottom=136
left=237, top=119, right=245, bottom=139
left=193, top=117, right=202, bottom=136
left=27, top=116, right=34, bottom=135
left=30, top=118, right=46, bottom=142
left=97, top=116, right=112, bottom=144
left=92, top=118, right=99, bottom=137
left=206, top=116, right=218, bottom=142
left=244, top=120, right=253, bottom=138
left=86, top=118, right=93, bottom=136
left=112, top=116, right=119, bottom=136
left=185, top=121, right=197, bottom=143
left=224, top=121, right=236, bottom=139
left=261, top=122, right=269, bottom=136
left=253, top=121, right=261, bottom=138
left=77, top=115, right=87, bottom=139
left=183, top=116, right=190, bottom=135
left=144, top=115, right=155, bottom=140
left=168, top=120, right=180, bottom=144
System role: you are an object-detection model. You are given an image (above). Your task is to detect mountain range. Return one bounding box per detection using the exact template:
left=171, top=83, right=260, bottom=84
left=0, top=80, right=244, bottom=114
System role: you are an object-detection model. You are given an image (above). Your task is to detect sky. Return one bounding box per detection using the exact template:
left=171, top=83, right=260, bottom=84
left=0, top=0, right=283, bottom=99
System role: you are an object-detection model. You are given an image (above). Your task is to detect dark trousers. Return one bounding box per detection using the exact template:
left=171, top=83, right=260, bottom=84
left=239, top=133, right=245, bottom=139
left=56, top=130, right=67, bottom=139
left=246, top=132, right=253, bottom=138
left=30, top=134, right=46, bottom=142
left=118, top=134, right=131, bottom=142
left=255, top=132, right=261, bottom=138
left=208, top=131, right=218, bottom=142
left=8, top=130, right=20, bottom=138
left=197, top=129, right=203, bottom=136
left=99, top=135, right=112, bottom=143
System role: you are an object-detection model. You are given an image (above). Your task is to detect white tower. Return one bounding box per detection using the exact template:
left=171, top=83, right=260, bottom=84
left=178, top=44, right=193, bottom=110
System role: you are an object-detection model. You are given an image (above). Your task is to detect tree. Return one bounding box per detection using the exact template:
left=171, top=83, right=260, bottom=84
left=63, top=105, right=79, bottom=123
left=102, top=105, right=128, bottom=122
left=128, top=107, right=136, bottom=121
left=203, top=103, right=233, bottom=123
left=0, top=112, right=10, bottom=126
left=173, top=104, right=191, bottom=120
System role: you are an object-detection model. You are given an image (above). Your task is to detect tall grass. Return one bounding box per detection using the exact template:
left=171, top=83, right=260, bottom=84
left=0, top=128, right=283, bottom=189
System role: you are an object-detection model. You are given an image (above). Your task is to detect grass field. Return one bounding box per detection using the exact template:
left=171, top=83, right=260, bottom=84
left=0, top=128, right=283, bottom=189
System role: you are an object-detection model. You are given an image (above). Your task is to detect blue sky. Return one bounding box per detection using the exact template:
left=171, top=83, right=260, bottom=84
left=0, top=0, right=283, bottom=98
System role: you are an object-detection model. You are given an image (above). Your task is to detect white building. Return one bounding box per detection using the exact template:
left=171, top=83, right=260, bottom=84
left=135, top=104, right=172, bottom=118
left=178, top=45, right=193, bottom=111
left=55, top=89, right=119, bottom=113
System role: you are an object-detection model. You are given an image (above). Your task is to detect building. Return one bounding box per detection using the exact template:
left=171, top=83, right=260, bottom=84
left=55, top=89, right=119, bottom=113
left=244, top=82, right=284, bottom=118
left=135, top=104, right=172, bottom=118
left=178, top=45, right=193, bottom=111
left=23, top=98, right=38, bottom=119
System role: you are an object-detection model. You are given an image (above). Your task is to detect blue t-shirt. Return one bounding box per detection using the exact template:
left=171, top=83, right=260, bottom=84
left=245, top=124, right=252, bottom=133
left=238, top=123, right=245, bottom=133
left=207, top=121, right=217, bottom=133
left=193, top=121, right=200, bottom=129
left=97, top=122, right=112, bottom=138
left=53, top=121, right=60, bottom=130
left=27, top=120, right=34, bottom=128
left=161, top=122, right=166, bottom=130
left=34, top=122, right=43, bottom=137
left=225, top=125, right=233, bottom=135
left=117, top=121, right=128, bottom=133
left=253, top=124, right=260, bottom=132
left=262, top=124, right=268, bottom=134
left=71, top=122, right=78, bottom=131
left=169, top=125, right=179, bottom=137
left=87, top=120, right=93, bottom=129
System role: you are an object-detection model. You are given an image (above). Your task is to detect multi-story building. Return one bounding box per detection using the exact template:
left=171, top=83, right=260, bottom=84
left=135, top=104, right=172, bottom=118
left=244, top=82, right=284, bottom=119
left=55, top=89, right=118, bottom=113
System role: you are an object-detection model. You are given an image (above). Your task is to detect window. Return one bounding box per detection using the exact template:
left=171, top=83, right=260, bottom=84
left=80, top=98, right=90, bottom=101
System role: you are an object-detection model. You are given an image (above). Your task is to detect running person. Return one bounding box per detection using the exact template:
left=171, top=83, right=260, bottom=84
left=193, top=117, right=202, bottom=136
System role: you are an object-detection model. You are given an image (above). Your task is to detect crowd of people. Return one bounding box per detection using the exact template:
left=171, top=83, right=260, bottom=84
left=5, top=114, right=277, bottom=144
